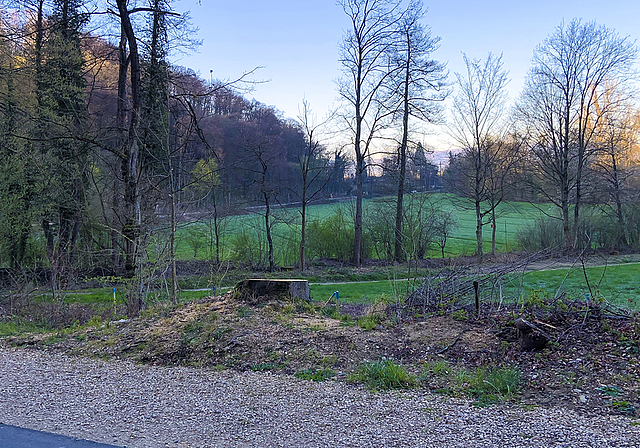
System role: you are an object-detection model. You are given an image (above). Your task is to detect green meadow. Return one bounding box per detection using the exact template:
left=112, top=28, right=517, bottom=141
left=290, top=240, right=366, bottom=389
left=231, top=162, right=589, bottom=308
left=23, top=261, right=639, bottom=315
left=172, top=193, right=549, bottom=263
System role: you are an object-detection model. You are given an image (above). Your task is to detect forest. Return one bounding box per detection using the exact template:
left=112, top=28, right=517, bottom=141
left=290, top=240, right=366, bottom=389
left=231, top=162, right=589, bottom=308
left=1, top=0, right=640, bottom=317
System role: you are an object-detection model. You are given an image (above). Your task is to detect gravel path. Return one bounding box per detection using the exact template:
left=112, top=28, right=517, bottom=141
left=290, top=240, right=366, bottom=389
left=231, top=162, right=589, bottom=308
left=0, top=347, right=638, bottom=448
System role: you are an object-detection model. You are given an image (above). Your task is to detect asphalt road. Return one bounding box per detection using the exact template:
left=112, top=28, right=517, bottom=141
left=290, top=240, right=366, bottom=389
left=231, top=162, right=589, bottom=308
left=0, top=424, right=123, bottom=448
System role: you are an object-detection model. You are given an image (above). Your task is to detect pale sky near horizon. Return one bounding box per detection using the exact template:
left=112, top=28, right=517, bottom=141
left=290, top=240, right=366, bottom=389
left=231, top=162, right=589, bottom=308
left=172, top=0, right=640, bottom=153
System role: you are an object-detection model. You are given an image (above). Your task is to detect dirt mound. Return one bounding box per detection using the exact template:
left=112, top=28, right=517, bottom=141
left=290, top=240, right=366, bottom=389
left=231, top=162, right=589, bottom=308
left=5, top=292, right=639, bottom=417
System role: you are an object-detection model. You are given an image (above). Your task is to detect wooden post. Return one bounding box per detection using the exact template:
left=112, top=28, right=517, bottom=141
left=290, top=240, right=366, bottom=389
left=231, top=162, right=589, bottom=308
left=473, top=280, right=479, bottom=315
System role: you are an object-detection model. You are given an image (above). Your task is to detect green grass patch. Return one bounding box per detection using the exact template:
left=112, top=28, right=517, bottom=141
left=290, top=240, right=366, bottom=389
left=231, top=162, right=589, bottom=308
left=311, top=280, right=410, bottom=305
left=348, top=359, right=416, bottom=391
left=456, top=366, right=522, bottom=406
left=171, top=194, right=549, bottom=264
left=312, top=263, right=640, bottom=311
left=0, top=319, right=52, bottom=336
left=294, top=368, right=336, bottom=382
left=357, top=314, right=382, bottom=330
left=503, top=263, right=640, bottom=310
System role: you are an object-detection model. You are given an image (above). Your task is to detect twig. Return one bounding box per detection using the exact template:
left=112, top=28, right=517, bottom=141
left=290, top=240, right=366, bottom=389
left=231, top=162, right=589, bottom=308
left=437, top=329, right=468, bottom=354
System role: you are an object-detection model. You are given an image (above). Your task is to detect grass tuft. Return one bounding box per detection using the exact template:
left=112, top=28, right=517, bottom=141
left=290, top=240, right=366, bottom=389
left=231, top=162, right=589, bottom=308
left=348, top=359, right=416, bottom=391
left=357, top=314, right=382, bottom=330
left=456, top=366, right=521, bottom=406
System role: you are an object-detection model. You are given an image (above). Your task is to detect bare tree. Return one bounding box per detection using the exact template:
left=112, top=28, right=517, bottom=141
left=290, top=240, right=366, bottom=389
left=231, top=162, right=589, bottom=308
left=386, top=0, right=447, bottom=262
left=591, top=94, right=640, bottom=249
left=518, top=19, right=638, bottom=251
left=295, top=100, right=333, bottom=271
left=337, top=0, right=401, bottom=267
left=448, top=53, right=509, bottom=261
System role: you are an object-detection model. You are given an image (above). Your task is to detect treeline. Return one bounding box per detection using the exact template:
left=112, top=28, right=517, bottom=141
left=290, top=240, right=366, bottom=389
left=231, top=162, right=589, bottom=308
left=0, top=1, right=345, bottom=309
left=441, top=21, right=640, bottom=260
left=0, top=1, right=443, bottom=306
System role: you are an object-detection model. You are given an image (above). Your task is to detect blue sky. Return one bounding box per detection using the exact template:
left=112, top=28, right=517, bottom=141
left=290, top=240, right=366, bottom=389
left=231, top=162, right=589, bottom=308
left=172, top=0, right=640, bottom=151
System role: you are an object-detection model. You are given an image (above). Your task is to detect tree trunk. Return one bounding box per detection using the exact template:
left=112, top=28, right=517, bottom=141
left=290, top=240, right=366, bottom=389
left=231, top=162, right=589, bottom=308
left=611, top=153, right=628, bottom=249
left=491, top=208, right=497, bottom=256
left=264, top=190, right=274, bottom=272
left=394, top=63, right=411, bottom=263
left=561, top=172, right=571, bottom=253
left=169, top=188, right=178, bottom=304
left=213, top=191, right=220, bottom=264
left=300, top=198, right=307, bottom=271
left=475, top=198, right=483, bottom=262
left=117, top=0, right=144, bottom=315
left=354, top=160, right=363, bottom=268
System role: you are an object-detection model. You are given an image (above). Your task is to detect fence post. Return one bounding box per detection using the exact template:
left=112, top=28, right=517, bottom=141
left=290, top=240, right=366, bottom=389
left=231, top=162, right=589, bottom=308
left=474, top=281, right=479, bottom=315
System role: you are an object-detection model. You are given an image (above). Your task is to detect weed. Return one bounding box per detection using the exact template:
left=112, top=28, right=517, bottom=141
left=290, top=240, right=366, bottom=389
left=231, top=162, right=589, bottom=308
left=451, top=309, right=469, bottom=321
left=236, top=307, right=253, bottom=318
left=597, top=385, right=623, bottom=397
left=180, top=321, right=204, bottom=345
left=422, top=360, right=450, bottom=377
left=357, top=314, right=382, bottom=331
left=348, top=359, right=416, bottom=391
left=294, top=300, right=316, bottom=314
left=456, top=366, right=521, bottom=406
left=433, top=387, right=454, bottom=396
left=282, top=304, right=295, bottom=314
left=610, top=401, right=637, bottom=416
left=44, top=334, right=65, bottom=345
left=294, top=368, right=335, bottom=382
left=87, top=316, right=103, bottom=328
left=320, top=355, right=338, bottom=367
left=213, top=327, right=231, bottom=341
left=0, top=319, right=51, bottom=336
left=320, top=306, right=353, bottom=324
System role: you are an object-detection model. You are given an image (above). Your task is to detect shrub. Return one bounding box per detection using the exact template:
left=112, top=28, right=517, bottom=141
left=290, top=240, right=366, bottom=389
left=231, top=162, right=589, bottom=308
left=306, top=207, right=372, bottom=261
left=516, top=218, right=564, bottom=251
left=229, top=229, right=265, bottom=267
left=348, top=359, right=416, bottom=391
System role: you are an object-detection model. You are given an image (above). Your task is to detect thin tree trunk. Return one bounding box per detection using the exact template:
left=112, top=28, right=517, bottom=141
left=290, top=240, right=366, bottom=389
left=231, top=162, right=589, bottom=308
left=264, top=190, right=274, bottom=272
left=611, top=153, right=628, bottom=249
left=394, top=61, right=411, bottom=263
left=213, top=191, right=220, bottom=264
left=491, top=208, right=497, bottom=256
left=354, top=161, right=363, bottom=268
left=300, top=196, right=307, bottom=271
left=475, top=198, right=483, bottom=262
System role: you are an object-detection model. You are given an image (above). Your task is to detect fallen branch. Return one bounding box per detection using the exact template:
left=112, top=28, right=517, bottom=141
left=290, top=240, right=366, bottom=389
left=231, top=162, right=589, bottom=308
left=437, top=329, right=468, bottom=354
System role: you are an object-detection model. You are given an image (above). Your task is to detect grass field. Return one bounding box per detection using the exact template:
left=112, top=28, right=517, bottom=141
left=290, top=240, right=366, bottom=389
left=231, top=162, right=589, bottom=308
left=503, top=262, right=640, bottom=309
left=173, top=193, right=550, bottom=264
left=309, top=263, right=640, bottom=310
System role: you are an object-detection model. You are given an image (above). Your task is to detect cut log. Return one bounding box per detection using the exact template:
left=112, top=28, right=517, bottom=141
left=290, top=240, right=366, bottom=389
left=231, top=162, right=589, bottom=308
left=233, top=279, right=310, bottom=305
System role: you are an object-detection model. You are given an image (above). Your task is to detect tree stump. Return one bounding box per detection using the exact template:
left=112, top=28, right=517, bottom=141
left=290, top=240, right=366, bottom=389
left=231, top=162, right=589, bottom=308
left=515, top=318, right=550, bottom=351
left=233, top=279, right=310, bottom=305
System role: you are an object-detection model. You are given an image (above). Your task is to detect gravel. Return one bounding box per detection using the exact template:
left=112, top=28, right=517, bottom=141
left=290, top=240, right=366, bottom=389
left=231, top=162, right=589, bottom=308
left=1, top=347, right=638, bottom=447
